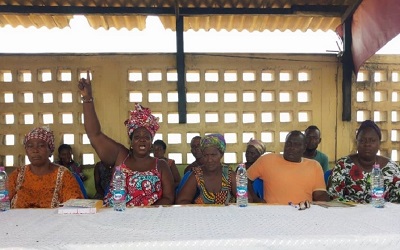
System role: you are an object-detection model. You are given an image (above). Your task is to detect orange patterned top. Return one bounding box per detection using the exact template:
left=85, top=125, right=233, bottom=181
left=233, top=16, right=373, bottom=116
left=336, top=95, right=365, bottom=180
left=8, top=165, right=83, bottom=208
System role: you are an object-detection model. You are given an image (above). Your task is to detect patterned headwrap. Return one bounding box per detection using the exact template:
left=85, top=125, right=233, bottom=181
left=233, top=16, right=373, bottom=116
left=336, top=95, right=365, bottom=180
left=23, top=127, right=55, bottom=154
left=200, top=134, right=226, bottom=153
left=356, top=119, right=382, bottom=140
left=247, top=138, right=266, bottom=155
left=124, top=103, right=160, bottom=138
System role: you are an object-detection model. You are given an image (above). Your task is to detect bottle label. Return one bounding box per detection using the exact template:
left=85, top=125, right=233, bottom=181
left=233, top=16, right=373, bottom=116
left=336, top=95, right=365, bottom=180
left=236, top=186, right=248, bottom=198
left=113, top=190, right=126, bottom=202
left=0, top=190, right=9, bottom=202
left=372, top=187, right=384, bottom=198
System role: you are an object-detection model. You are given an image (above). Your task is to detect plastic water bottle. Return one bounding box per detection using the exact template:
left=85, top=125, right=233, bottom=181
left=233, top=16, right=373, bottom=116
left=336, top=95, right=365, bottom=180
left=236, top=163, right=248, bottom=207
left=371, top=164, right=385, bottom=208
left=0, top=166, right=10, bottom=211
left=112, top=166, right=126, bottom=211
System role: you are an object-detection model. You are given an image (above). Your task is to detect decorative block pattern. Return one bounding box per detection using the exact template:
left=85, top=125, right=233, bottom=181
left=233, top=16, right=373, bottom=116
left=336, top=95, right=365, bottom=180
left=1, top=54, right=398, bottom=167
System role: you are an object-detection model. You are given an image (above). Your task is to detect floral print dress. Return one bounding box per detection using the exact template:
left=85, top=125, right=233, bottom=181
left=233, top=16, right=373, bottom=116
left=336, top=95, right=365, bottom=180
left=104, top=159, right=163, bottom=207
left=328, top=156, right=400, bottom=203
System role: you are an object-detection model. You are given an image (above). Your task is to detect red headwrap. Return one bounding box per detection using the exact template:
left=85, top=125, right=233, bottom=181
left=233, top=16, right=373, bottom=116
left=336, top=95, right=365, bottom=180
left=124, top=103, right=160, bottom=138
left=24, top=127, right=55, bottom=154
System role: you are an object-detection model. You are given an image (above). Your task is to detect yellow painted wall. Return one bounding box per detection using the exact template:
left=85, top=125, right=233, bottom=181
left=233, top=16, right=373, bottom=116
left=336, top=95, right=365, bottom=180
left=1, top=53, right=399, bottom=169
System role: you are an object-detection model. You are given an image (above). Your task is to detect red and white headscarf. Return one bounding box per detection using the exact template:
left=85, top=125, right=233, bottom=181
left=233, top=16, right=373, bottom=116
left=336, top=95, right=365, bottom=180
left=124, top=103, right=160, bottom=138
left=24, top=127, right=55, bottom=154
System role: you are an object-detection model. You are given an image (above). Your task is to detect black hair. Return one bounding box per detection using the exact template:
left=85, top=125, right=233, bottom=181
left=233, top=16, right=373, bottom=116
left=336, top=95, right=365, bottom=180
left=356, top=120, right=382, bottom=140
left=58, top=144, right=72, bottom=154
left=286, top=130, right=306, bottom=142
left=191, top=136, right=202, bottom=141
left=153, top=139, right=167, bottom=150
left=305, top=125, right=320, bottom=133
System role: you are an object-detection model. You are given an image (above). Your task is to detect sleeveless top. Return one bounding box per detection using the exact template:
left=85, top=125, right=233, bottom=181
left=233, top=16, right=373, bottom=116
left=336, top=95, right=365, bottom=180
left=193, top=165, right=236, bottom=204
left=104, top=155, right=163, bottom=207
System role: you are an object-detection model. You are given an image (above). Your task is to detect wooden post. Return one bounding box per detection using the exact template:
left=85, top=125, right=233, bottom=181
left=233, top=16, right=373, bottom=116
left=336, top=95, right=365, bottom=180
left=176, top=11, right=187, bottom=124
left=342, top=18, right=353, bottom=121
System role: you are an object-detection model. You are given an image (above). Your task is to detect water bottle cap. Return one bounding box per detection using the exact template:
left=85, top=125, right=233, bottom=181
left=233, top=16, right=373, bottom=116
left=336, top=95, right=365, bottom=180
left=0, top=166, right=5, bottom=171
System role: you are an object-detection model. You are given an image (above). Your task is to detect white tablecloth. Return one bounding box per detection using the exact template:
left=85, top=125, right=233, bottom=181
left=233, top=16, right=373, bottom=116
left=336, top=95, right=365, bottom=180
left=1, top=203, right=400, bottom=250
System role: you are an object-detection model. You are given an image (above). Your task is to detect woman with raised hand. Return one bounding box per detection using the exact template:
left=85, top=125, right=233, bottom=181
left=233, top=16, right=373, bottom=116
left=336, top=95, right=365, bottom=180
left=78, top=71, right=174, bottom=206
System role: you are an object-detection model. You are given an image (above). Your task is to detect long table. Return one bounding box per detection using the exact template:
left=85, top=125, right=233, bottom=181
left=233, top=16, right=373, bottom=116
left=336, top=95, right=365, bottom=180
left=1, top=203, right=400, bottom=249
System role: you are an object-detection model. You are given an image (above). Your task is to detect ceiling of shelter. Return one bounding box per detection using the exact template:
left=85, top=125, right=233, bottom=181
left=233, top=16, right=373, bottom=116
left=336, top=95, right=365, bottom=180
left=0, top=0, right=358, bottom=32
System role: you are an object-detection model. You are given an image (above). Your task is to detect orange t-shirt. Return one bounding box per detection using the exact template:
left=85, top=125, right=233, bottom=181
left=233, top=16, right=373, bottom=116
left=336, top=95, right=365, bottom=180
left=8, top=165, right=83, bottom=208
left=247, top=154, right=326, bottom=204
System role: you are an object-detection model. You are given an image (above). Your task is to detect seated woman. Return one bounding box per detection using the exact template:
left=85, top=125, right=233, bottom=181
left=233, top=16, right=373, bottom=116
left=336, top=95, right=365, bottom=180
left=153, top=139, right=181, bottom=188
left=183, top=136, right=204, bottom=174
left=55, top=144, right=87, bottom=181
left=93, top=160, right=114, bottom=199
left=8, top=127, right=83, bottom=208
left=328, top=120, right=400, bottom=203
left=78, top=72, right=175, bottom=206
left=240, top=139, right=266, bottom=202
left=176, top=134, right=238, bottom=204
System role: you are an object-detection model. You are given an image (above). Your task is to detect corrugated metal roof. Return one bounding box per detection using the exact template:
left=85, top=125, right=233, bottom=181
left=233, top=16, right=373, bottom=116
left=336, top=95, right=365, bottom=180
left=160, top=15, right=341, bottom=32
left=0, top=0, right=357, bottom=31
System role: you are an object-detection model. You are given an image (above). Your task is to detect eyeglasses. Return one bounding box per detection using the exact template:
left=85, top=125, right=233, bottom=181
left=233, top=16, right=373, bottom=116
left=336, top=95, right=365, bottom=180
left=288, top=200, right=311, bottom=210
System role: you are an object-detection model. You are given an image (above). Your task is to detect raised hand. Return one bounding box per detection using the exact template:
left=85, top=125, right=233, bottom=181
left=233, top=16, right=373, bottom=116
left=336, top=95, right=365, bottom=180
left=78, top=70, right=93, bottom=99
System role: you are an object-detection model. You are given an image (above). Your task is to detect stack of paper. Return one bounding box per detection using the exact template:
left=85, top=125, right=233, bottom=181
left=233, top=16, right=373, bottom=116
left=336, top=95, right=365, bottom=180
left=312, top=200, right=357, bottom=208
left=58, top=199, right=103, bottom=214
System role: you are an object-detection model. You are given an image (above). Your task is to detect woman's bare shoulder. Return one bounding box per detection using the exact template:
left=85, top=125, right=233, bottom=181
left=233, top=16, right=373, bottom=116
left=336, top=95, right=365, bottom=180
left=113, top=144, right=130, bottom=165
left=157, top=157, right=170, bottom=170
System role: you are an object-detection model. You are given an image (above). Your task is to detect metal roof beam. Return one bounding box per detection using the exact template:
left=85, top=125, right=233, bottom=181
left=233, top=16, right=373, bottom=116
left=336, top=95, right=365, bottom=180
left=0, top=6, right=175, bottom=15
left=181, top=5, right=347, bottom=16
left=341, top=0, right=363, bottom=22
left=0, top=5, right=347, bottom=16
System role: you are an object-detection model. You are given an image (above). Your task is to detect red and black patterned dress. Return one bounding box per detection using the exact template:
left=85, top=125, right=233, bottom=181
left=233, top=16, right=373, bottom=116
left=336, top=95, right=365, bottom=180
left=104, top=158, right=163, bottom=207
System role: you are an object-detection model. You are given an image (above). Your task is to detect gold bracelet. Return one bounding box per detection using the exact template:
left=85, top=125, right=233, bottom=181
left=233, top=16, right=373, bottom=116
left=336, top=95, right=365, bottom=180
left=81, top=97, right=94, bottom=103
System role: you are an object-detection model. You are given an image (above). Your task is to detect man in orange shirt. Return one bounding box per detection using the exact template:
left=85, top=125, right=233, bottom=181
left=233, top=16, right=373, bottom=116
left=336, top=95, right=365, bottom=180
left=247, top=130, right=329, bottom=205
